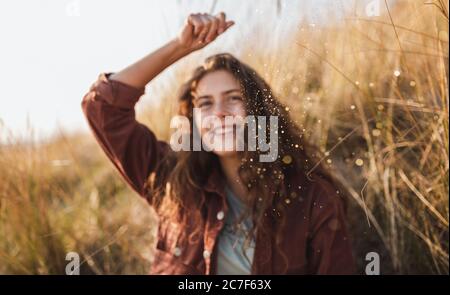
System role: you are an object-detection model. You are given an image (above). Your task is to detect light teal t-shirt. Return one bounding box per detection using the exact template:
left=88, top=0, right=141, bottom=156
left=215, top=185, right=256, bottom=275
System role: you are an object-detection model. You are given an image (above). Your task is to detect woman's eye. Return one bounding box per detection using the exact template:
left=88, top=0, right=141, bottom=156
left=230, top=96, right=243, bottom=102
left=198, top=101, right=212, bottom=108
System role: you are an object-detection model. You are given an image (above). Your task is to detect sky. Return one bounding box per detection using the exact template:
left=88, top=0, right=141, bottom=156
left=0, top=0, right=379, bottom=142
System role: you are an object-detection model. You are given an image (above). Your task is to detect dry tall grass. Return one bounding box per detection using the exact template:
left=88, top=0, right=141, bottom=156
left=0, top=133, right=157, bottom=274
left=0, top=0, right=448, bottom=274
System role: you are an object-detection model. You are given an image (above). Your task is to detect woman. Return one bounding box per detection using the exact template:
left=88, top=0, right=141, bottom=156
left=82, top=12, right=355, bottom=275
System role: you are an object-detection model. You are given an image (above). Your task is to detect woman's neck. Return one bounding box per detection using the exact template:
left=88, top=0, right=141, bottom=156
left=219, top=154, right=248, bottom=203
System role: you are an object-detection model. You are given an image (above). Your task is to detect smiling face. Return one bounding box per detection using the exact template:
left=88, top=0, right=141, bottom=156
left=192, top=70, right=247, bottom=157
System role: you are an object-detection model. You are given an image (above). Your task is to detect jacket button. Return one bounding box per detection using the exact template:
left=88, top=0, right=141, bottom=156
left=203, top=250, right=211, bottom=259
left=173, top=247, right=182, bottom=257
left=216, top=211, right=225, bottom=220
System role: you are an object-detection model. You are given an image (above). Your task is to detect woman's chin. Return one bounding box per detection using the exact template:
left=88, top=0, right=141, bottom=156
left=202, top=133, right=243, bottom=157
left=211, top=149, right=240, bottom=158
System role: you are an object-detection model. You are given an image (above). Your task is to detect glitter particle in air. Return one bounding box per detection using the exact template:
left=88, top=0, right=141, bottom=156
left=282, top=155, right=293, bottom=164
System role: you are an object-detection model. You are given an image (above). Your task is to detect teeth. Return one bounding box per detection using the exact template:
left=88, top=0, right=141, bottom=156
left=213, top=126, right=234, bottom=135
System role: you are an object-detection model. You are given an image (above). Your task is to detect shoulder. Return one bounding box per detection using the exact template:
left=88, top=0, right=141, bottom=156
left=289, top=171, right=343, bottom=205
left=283, top=169, right=344, bottom=203
left=302, top=172, right=347, bottom=221
left=307, top=173, right=341, bottom=200
left=283, top=171, right=346, bottom=217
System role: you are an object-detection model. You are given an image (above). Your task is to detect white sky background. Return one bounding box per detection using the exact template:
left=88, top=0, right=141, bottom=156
left=0, top=0, right=378, bottom=142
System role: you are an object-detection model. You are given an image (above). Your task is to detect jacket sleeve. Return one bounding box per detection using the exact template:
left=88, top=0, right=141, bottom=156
left=81, top=73, right=168, bottom=198
left=307, top=177, right=356, bottom=274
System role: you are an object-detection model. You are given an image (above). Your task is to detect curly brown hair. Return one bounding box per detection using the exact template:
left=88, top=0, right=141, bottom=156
left=145, top=53, right=339, bottom=269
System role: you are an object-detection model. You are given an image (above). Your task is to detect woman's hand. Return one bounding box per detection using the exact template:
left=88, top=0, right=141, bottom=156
left=176, top=12, right=235, bottom=53
left=110, top=12, right=233, bottom=88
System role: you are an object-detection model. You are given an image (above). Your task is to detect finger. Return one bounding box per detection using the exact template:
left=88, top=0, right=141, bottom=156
left=205, top=15, right=220, bottom=42
left=197, top=26, right=209, bottom=44
left=187, top=13, right=196, bottom=25
left=201, top=13, right=212, bottom=33
left=197, top=14, right=211, bottom=42
left=189, top=14, right=204, bottom=36
left=216, top=12, right=226, bottom=34
left=184, top=15, right=195, bottom=35
left=225, top=20, right=235, bottom=30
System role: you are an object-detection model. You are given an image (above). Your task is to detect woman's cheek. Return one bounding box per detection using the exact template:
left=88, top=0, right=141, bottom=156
left=228, top=102, right=246, bottom=117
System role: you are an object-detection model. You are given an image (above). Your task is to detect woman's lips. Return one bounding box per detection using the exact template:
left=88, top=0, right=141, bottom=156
left=212, top=125, right=234, bottom=135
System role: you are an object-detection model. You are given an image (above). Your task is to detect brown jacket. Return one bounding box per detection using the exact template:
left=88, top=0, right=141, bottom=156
left=81, top=73, right=356, bottom=275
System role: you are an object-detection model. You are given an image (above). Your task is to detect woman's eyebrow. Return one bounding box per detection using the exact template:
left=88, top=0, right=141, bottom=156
left=222, top=89, right=241, bottom=95
left=193, top=94, right=212, bottom=101
left=194, top=89, right=241, bottom=100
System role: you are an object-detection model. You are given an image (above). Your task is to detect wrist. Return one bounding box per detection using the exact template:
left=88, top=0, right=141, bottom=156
left=169, top=38, right=193, bottom=58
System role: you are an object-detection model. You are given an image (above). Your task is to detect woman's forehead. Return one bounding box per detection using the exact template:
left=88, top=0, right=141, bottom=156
left=194, top=70, right=241, bottom=96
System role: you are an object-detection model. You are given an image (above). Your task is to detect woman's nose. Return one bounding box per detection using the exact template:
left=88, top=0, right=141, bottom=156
left=212, top=101, right=230, bottom=118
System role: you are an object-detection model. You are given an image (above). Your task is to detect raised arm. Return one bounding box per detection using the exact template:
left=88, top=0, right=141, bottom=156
left=110, top=12, right=234, bottom=88
left=81, top=12, right=234, bottom=199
